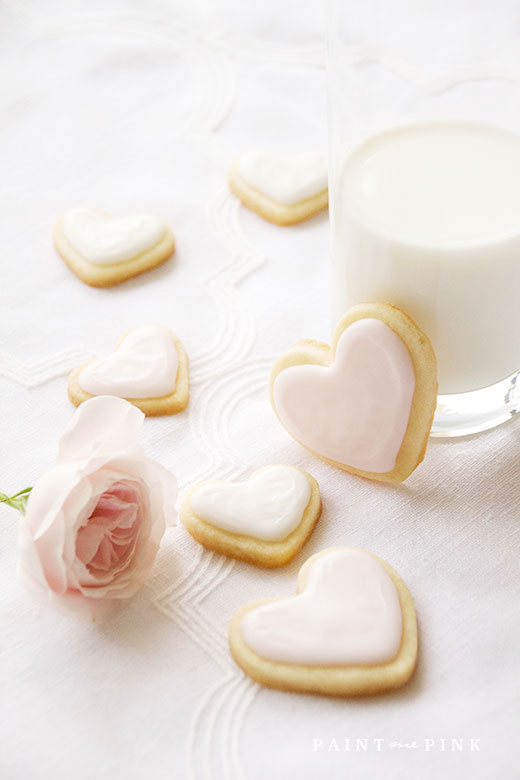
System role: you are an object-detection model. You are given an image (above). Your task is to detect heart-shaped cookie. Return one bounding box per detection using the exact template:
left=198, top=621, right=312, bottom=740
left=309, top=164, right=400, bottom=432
left=229, top=151, right=328, bottom=226
left=54, top=207, right=175, bottom=287
left=229, top=547, right=417, bottom=696
left=180, top=466, right=321, bottom=567
left=68, top=326, right=189, bottom=416
left=271, top=303, right=437, bottom=482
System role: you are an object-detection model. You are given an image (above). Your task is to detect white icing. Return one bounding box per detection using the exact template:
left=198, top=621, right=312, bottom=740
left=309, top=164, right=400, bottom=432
left=79, top=326, right=178, bottom=399
left=62, top=208, right=167, bottom=265
left=241, top=549, right=403, bottom=666
left=190, top=466, right=311, bottom=542
left=236, top=151, right=328, bottom=205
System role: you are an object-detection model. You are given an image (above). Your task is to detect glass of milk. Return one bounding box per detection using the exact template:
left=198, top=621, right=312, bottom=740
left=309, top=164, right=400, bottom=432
left=328, top=0, right=520, bottom=436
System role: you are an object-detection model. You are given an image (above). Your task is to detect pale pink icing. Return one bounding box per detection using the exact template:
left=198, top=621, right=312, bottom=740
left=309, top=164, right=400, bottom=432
left=240, top=548, right=403, bottom=666
left=272, top=318, right=415, bottom=473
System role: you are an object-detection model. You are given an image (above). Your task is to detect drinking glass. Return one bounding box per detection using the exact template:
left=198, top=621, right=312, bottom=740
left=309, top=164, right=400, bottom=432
left=327, top=0, right=520, bottom=436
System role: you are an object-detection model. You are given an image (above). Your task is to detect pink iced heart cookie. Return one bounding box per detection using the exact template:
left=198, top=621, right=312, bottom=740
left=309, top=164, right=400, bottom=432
left=270, top=303, right=437, bottom=483
left=229, top=547, right=418, bottom=696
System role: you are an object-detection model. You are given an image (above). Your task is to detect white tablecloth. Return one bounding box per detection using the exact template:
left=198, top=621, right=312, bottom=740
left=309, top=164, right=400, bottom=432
left=1, top=2, right=519, bottom=778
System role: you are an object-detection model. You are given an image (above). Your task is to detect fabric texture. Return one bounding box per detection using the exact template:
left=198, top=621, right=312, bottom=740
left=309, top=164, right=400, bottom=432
left=0, top=2, right=518, bottom=778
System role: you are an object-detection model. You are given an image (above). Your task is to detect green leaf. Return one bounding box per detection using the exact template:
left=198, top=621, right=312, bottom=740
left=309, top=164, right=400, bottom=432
left=0, top=487, right=33, bottom=515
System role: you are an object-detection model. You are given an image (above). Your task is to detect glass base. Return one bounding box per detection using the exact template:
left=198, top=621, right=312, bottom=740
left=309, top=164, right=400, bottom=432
left=431, top=370, right=520, bottom=437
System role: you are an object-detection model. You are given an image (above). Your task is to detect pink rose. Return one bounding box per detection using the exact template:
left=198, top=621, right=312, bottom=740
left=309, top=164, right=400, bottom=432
left=18, top=396, right=177, bottom=618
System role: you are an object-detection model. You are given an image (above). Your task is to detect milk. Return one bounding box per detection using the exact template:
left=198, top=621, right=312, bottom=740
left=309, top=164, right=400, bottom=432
left=331, top=121, right=520, bottom=394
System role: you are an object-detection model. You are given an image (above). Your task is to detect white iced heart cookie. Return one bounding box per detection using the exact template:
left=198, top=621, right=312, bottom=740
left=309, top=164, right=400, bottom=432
left=271, top=303, right=438, bottom=483
left=62, top=209, right=167, bottom=265
left=68, top=326, right=189, bottom=416
left=54, top=207, right=175, bottom=287
left=229, top=547, right=418, bottom=697
left=80, top=326, right=177, bottom=398
left=229, top=151, right=328, bottom=226
left=180, top=466, right=321, bottom=568
left=237, top=152, right=327, bottom=205
left=190, top=467, right=311, bottom=541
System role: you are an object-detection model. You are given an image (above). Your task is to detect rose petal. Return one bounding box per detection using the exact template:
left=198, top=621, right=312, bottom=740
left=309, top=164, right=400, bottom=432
left=90, top=495, right=138, bottom=531
left=23, top=465, right=95, bottom=593
left=56, top=396, right=145, bottom=464
left=90, top=535, right=116, bottom=572
left=75, top=523, right=106, bottom=566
